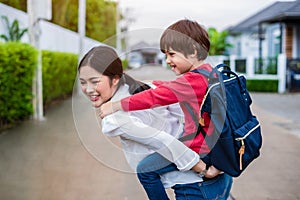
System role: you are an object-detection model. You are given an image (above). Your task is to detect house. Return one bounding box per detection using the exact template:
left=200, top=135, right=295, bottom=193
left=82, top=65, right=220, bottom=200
left=128, top=41, right=165, bottom=68
left=227, top=0, right=300, bottom=58
left=226, top=0, right=300, bottom=91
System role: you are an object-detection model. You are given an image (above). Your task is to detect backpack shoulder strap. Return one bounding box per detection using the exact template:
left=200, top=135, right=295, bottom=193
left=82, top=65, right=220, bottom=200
left=179, top=102, right=207, bottom=142
left=191, top=68, right=210, bottom=77
left=178, top=68, right=211, bottom=142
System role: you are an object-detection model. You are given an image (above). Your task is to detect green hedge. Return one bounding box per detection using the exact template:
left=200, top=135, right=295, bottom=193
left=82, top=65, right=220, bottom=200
left=247, top=79, right=278, bottom=92
left=0, top=43, right=78, bottom=130
left=42, top=50, right=78, bottom=106
left=0, top=42, right=37, bottom=128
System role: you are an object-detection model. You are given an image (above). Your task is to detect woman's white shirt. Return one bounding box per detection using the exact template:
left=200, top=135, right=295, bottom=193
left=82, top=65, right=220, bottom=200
left=101, top=84, right=203, bottom=188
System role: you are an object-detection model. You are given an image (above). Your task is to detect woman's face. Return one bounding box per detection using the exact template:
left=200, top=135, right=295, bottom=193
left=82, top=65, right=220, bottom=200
left=79, top=65, right=119, bottom=108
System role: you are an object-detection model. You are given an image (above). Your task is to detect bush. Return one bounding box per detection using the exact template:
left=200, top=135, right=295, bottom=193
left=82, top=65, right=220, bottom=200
left=0, top=42, right=37, bottom=129
left=122, top=59, right=128, bottom=70
left=0, top=43, right=78, bottom=131
left=247, top=79, right=278, bottom=93
left=42, top=50, right=78, bottom=106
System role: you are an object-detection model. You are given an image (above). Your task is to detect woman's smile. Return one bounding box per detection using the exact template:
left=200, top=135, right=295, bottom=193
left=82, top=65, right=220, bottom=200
left=89, top=95, right=100, bottom=102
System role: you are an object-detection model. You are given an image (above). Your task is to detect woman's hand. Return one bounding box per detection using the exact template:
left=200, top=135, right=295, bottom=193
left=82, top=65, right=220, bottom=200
left=99, top=101, right=122, bottom=118
left=191, top=160, right=207, bottom=173
left=205, top=165, right=221, bottom=178
left=192, top=161, right=221, bottom=179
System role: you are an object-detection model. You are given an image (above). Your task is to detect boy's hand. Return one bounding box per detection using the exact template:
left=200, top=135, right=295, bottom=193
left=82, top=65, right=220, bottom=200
left=99, top=101, right=121, bottom=118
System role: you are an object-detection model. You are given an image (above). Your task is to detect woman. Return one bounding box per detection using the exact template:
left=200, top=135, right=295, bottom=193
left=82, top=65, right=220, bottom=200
left=78, top=45, right=231, bottom=200
left=99, top=19, right=234, bottom=200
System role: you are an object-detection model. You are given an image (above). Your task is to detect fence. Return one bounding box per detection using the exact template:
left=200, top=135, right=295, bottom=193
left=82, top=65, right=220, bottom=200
left=207, top=54, right=287, bottom=93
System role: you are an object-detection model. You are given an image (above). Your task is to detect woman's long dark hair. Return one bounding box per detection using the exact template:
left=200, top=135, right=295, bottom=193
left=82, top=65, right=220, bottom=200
left=78, top=45, right=150, bottom=94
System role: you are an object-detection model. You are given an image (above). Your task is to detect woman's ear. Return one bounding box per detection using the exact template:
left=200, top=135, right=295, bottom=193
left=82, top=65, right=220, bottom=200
left=112, top=75, right=120, bottom=86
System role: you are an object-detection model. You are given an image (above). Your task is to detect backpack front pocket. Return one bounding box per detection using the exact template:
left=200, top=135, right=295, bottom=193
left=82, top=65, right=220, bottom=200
left=234, top=116, right=262, bottom=170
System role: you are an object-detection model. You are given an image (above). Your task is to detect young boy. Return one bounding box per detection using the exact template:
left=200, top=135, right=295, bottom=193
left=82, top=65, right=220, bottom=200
left=100, top=19, right=232, bottom=199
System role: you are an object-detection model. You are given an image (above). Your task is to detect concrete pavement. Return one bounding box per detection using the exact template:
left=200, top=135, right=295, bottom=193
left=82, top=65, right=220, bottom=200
left=0, top=66, right=300, bottom=200
left=230, top=92, right=300, bottom=200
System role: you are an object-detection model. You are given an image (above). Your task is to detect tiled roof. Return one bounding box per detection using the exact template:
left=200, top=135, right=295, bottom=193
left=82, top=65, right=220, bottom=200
left=227, top=0, right=300, bottom=33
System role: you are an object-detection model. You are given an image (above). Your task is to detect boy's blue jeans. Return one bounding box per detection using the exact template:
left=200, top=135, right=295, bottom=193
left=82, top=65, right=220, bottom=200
left=136, top=152, right=233, bottom=200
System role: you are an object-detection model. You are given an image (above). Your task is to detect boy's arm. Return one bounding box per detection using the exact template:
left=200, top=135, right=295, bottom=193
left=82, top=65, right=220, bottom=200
left=99, top=83, right=179, bottom=118
left=100, top=71, right=204, bottom=118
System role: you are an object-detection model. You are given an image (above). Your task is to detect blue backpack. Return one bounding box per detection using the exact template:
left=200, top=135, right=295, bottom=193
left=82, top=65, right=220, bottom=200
left=180, top=64, right=262, bottom=177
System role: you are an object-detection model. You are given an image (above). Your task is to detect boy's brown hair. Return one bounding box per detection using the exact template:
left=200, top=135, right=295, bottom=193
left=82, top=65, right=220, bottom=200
left=160, top=19, right=210, bottom=60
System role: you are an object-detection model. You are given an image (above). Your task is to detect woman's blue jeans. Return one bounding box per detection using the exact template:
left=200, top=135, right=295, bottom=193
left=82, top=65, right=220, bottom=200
left=136, top=152, right=233, bottom=200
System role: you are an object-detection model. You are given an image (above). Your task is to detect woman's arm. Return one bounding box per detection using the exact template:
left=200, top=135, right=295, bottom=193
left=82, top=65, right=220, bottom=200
left=102, top=110, right=201, bottom=171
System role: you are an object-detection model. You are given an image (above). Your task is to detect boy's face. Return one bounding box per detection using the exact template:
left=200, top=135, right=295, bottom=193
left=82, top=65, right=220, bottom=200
left=79, top=65, right=119, bottom=108
left=164, top=48, right=196, bottom=75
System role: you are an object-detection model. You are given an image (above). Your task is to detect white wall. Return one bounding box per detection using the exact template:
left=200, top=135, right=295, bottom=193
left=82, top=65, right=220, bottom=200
left=0, top=3, right=103, bottom=55
left=227, top=32, right=268, bottom=58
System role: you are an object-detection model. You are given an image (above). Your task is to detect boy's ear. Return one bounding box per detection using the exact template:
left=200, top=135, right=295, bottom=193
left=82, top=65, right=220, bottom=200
left=191, top=45, right=197, bottom=57
left=191, top=51, right=197, bottom=58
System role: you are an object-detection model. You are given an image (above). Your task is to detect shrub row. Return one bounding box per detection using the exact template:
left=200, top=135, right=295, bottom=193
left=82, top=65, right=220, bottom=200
left=0, top=42, right=78, bottom=130
left=247, top=79, right=278, bottom=93
left=42, top=50, right=78, bottom=106
left=0, top=42, right=37, bottom=129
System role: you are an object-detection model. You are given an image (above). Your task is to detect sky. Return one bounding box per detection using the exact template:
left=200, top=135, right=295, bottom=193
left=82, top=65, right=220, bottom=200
left=119, top=0, right=292, bottom=31
left=115, top=0, right=295, bottom=46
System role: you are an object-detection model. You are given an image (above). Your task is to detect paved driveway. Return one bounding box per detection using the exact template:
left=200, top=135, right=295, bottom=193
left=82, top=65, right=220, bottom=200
left=0, top=66, right=299, bottom=200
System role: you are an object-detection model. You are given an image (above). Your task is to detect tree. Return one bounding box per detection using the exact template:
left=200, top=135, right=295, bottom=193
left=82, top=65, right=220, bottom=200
left=0, top=15, right=28, bottom=42
left=51, top=0, right=78, bottom=32
left=51, top=0, right=117, bottom=43
left=0, top=0, right=117, bottom=44
left=208, top=27, right=232, bottom=55
left=85, top=0, right=117, bottom=43
left=0, top=0, right=26, bottom=11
